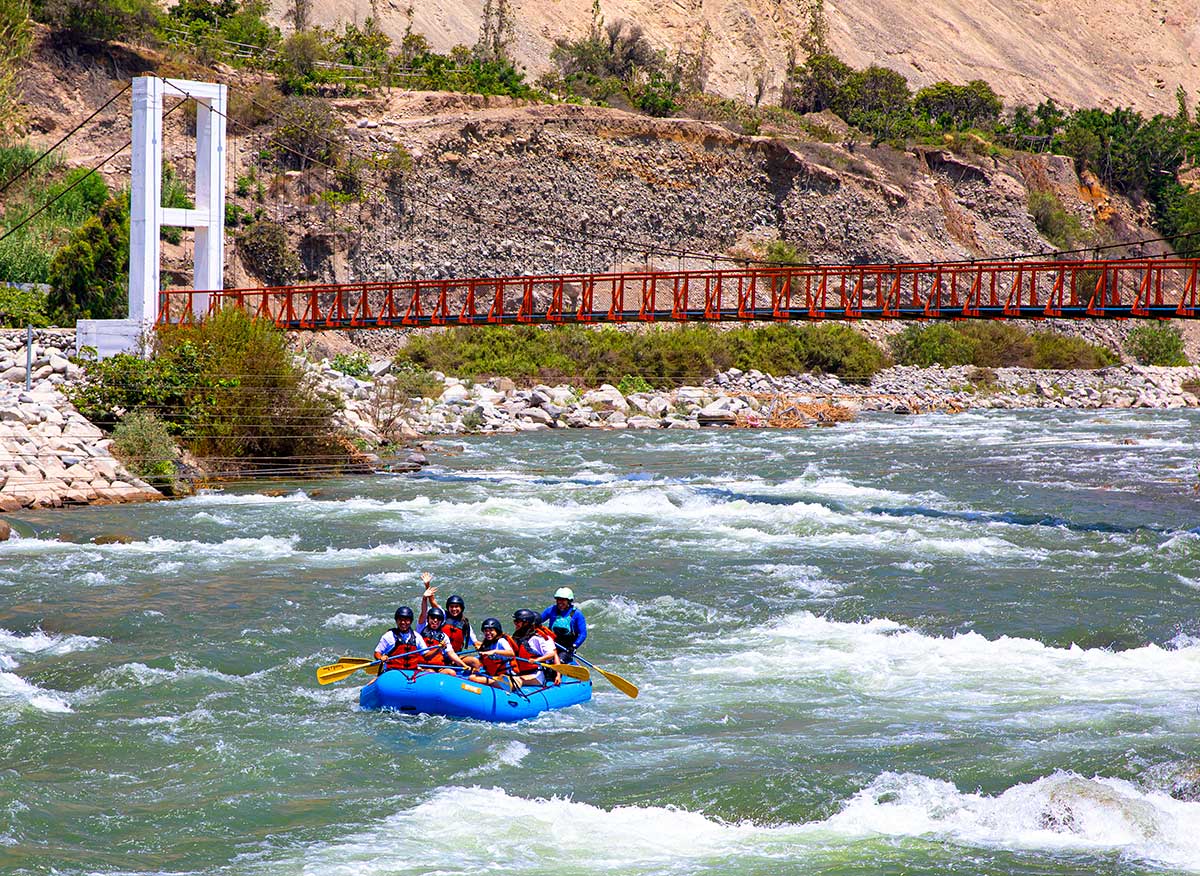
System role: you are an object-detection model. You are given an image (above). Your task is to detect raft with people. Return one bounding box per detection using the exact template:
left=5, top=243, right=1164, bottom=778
left=358, top=664, right=593, bottom=721
left=315, top=578, right=636, bottom=723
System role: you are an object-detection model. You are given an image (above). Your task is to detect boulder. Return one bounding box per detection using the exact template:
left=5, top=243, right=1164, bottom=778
left=626, top=415, right=661, bottom=429
left=439, top=384, right=471, bottom=403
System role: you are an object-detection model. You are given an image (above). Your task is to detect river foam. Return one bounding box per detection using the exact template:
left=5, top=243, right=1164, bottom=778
left=660, top=612, right=1200, bottom=733
left=0, top=628, right=103, bottom=714
left=260, top=774, right=1200, bottom=874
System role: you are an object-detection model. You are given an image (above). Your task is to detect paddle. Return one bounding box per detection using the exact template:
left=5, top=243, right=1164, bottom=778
left=316, top=645, right=442, bottom=685
left=502, top=654, right=591, bottom=681
left=557, top=646, right=638, bottom=698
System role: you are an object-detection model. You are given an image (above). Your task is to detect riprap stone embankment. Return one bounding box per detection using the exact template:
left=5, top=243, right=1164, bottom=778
left=0, top=330, right=161, bottom=512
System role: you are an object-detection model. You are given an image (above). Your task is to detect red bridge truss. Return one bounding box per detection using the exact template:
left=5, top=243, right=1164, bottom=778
left=158, top=258, right=1200, bottom=329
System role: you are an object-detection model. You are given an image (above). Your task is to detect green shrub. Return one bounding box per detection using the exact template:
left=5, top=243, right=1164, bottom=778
left=0, top=142, right=49, bottom=187
left=47, top=195, right=129, bottom=324
left=892, top=321, right=1116, bottom=369
left=228, top=80, right=284, bottom=129
left=1028, top=189, right=1084, bottom=250
left=0, top=284, right=49, bottom=327
left=763, top=239, right=806, bottom=265
left=1030, top=332, right=1118, bottom=369
left=955, top=321, right=1035, bottom=366
left=0, top=2, right=32, bottom=133
left=45, top=166, right=110, bottom=224
left=391, top=365, right=444, bottom=400
left=1124, top=322, right=1189, bottom=366
left=34, top=0, right=161, bottom=42
left=398, top=322, right=889, bottom=387
left=111, top=411, right=177, bottom=486
left=237, top=220, right=300, bottom=286
left=617, top=374, right=652, bottom=394
left=460, top=409, right=483, bottom=431
left=890, top=323, right=978, bottom=366
left=270, top=97, right=344, bottom=170
left=0, top=227, right=55, bottom=284
left=68, top=308, right=342, bottom=464
left=332, top=351, right=370, bottom=377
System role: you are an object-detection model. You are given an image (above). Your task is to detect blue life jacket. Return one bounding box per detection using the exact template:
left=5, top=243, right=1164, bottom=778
left=547, top=607, right=579, bottom=648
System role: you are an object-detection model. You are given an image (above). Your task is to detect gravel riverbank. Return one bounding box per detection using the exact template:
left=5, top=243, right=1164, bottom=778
left=2, top=328, right=1197, bottom=514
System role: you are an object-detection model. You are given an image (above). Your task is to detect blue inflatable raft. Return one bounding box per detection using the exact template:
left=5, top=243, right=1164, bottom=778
left=359, top=669, right=592, bottom=722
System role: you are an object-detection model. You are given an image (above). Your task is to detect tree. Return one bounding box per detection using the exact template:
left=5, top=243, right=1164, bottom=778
left=289, top=0, right=310, bottom=32
left=477, top=0, right=514, bottom=62
left=33, top=0, right=160, bottom=43
left=912, top=80, right=1002, bottom=129
left=47, top=196, right=130, bottom=324
left=782, top=52, right=853, bottom=113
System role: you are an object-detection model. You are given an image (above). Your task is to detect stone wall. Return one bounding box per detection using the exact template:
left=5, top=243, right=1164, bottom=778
left=0, top=330, right=161, bottom=511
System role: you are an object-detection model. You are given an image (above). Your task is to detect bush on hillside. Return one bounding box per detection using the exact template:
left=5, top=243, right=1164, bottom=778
left=68, top=308, right=342, bottom=464
left=46, top=195, right=129, bottom=324
left=270, top=97, right=345, bottom=171
left=0, top=285, right=50, bottom=327
left=34, top=0, right=161, bottom=43
left=1028, top=189, right=1084, bottom=250
left=45, top=167, right=110, bottom=224
left=911, top=80, right=1002, bottom=130
left=1124, top=322, right=1189, bottom=366
left=237, top=220, right=301, bottom=286
left=0, top=228, right=56, bottom=285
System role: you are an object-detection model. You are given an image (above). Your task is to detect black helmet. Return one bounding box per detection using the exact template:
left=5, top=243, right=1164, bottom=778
left=481, top=617, right=502, bottom=633
left=512, top=608, right=537, bottom=626
left=394, top=606, right=414, bottom=621
left=446, top=595, right=466, bottom=608
left=426, top=607, right=446, bottom=623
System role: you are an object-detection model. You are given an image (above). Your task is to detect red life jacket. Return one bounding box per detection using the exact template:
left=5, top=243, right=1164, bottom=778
left=478, top=636, right=514, bottom=676
left=422, top=628, right=451, bottom=666
left=382, top=628, right=421, bottom=670
left=443, top=615, right=471, bottom=651
left=511, top=631, right=547, bottom=674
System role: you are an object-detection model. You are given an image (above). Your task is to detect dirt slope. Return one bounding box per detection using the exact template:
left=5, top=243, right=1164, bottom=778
left=278, top=0, right=1200, bottom=113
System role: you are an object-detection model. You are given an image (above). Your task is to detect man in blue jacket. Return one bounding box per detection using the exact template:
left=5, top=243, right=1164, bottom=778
left=540, top=587, right=586, bottom=659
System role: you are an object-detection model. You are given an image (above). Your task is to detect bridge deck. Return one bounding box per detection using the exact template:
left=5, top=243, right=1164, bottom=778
left=158, top=259, right=1200, bottom=328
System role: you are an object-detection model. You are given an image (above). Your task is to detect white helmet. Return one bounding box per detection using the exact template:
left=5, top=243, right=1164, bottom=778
left=554, top=587, right=575, bottom=601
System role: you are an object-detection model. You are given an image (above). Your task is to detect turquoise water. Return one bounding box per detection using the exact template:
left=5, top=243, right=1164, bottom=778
left=2, top=409, right=1200, bottom=875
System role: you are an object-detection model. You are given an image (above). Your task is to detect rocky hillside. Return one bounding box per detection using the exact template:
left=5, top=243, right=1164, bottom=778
left=12, top=29, right=1197, bottom=356
left=275, top=0, right=1200, bottom=113
left=283, top=91, right=1159, bottom=283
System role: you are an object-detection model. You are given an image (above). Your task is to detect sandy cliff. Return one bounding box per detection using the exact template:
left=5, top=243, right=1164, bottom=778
left=276, top=0, right=1200, bottom=112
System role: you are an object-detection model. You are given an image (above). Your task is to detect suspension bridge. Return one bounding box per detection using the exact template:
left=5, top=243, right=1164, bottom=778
left=5, top=74, right=1200, bottom=359
left=157, top=257, right=1200, bottom=329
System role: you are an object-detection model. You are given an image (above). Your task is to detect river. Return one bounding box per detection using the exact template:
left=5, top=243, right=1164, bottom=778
left=3, top=409, right=1200, bottom=875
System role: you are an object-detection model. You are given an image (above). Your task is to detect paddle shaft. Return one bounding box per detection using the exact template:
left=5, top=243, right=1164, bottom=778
left=555, top=645, right=638, bottom=698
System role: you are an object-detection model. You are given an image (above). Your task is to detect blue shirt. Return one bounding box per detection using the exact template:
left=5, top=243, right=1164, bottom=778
left=539, top=604, right=587, bottom=649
